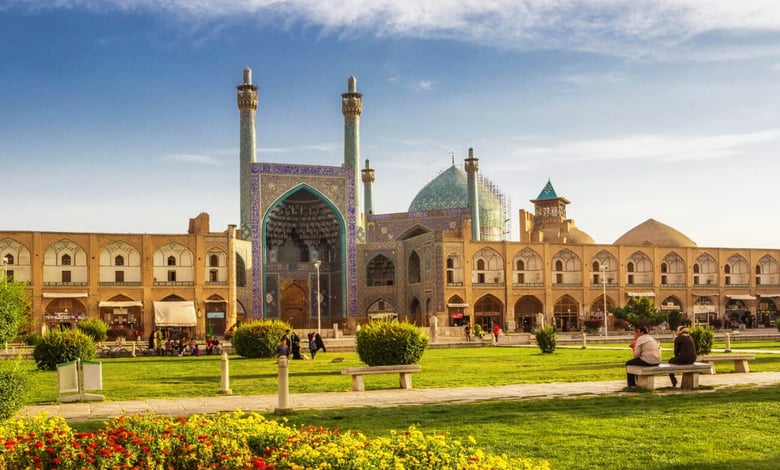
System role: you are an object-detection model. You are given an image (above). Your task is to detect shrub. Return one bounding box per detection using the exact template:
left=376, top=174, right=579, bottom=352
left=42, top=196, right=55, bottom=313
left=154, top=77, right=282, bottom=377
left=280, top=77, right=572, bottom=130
left=24, top=333, right=41, bottom=346
left=689, top=325, right=715, bottom=355
left=534, top=326, right=556, bottom=354
left=356, top=319, right=429, bottom=366
left=666, top=310, right=686, bottom=331
left=76, top=318, right=108, bottom=342
left=32, top=328, right=96, bottom=371
left=232, top=319, right=290, bottom=358
left=0, top=360, right=29, bottom=420
left=473, top=324, right=484, bottom=337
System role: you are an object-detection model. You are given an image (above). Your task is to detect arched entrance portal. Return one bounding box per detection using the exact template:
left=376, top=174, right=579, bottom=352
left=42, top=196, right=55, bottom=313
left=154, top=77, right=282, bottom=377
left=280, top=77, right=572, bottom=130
left=474, top=294, right=504, bottom=332
left=514, top=296, right=542, bottom=332
left=553, top=296, right=579, bottom=332
left=262, top=186, right=346, bottom=326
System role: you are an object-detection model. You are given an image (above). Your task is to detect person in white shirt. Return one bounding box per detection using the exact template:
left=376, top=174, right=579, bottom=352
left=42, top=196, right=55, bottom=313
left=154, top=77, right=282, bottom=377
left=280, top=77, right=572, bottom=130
left=624, top=325, right=661, bottom=390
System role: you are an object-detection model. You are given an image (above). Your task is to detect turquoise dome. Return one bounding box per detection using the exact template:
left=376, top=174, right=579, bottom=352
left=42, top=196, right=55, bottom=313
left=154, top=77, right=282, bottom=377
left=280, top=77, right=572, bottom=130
left=408, top=164, right=505, bottom=240
left=408, top=166, right=470, bottom=212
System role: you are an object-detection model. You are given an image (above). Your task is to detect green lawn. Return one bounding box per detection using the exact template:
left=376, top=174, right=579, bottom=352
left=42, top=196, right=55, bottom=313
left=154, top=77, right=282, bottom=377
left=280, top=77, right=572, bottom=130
left=19, top=343, right=780, bottom=404
left=16, top=343, right=780, bottom=469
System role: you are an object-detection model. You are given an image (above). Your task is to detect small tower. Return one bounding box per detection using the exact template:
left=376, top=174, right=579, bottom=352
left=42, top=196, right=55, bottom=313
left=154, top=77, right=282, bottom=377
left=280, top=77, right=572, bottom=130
left=342, top=76, right=363, bottom=232
left=464, top=148, right=481, bottom=241
left=237, top=67, right=259, bottom=239
left=361, top=159, right=375, bottom=217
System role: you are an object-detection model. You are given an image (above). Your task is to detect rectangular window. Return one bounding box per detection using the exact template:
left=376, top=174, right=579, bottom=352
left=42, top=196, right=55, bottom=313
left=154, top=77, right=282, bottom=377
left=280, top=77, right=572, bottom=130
left=661, top=275, right=667, bottom=285
left=62, top=271, right=71, bottom=283
left=694, top=275, right=700, bottom=285
left=756, top=276, right=761, bottom=285
left=555, top=273, right=563, bottom=284
left=627, top=274, right=634, bottom=285
left=518, top=273, right=525, bottom=284
left=725, top=276, right=731, bottom=286
left=168, top=270, right=177, bottom=282
left=5, top=270, right=13, bottom=281
left=209, top=270, right=218, bottom=282
left=115, top=271, right=124, bottom=283
left=477, top=273, right=485, bottom=284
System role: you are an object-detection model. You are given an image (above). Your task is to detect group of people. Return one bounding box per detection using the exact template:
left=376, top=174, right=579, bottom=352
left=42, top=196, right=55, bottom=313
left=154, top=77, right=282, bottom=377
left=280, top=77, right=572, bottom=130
left=625, top=324, right=696, bottom=390
left=148, top=329, right=223, bottom=357
left=276, top=330, right=327, bottom=359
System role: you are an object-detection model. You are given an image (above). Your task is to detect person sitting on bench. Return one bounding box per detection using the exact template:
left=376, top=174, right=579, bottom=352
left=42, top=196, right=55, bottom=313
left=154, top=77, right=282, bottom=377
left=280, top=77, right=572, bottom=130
left=625, top=326, right=661, bottom=391
left=668, top=325, right=696, bottom=388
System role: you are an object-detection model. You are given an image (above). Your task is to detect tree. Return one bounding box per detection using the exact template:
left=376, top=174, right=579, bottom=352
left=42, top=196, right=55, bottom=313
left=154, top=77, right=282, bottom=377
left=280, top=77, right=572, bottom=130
left=0, top=275, right=31, bottom=343
left=610, top=296, right=666, bottom=328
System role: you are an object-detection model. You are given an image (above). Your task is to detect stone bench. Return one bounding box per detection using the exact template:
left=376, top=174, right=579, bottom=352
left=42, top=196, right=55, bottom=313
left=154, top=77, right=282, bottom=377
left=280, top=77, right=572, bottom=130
left=626, top=362, right=712, bottom=390
left=341, top=364, right=422, bottom=391
left=697, top=354, right=755, bottom=374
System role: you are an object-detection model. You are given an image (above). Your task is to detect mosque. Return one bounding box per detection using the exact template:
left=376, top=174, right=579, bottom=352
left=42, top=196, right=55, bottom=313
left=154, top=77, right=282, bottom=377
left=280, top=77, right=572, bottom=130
left=1, top=68, right=778, bottom=339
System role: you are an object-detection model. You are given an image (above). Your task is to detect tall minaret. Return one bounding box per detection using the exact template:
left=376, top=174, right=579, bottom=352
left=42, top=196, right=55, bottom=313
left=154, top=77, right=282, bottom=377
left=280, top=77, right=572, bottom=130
left=361, top=159, right=375, bottom=217
left=342, top=76, right=363, bottom=233
left=237, top=67, right=259, bottom=239
left=465, top=148, right=481, bottom=241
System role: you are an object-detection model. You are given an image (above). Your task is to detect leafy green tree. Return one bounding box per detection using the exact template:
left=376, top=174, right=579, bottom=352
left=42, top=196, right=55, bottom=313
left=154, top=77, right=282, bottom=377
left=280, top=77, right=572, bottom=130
left=610, top=297, right=666, bottom=328
left=0, top=275, right=32, bottom=343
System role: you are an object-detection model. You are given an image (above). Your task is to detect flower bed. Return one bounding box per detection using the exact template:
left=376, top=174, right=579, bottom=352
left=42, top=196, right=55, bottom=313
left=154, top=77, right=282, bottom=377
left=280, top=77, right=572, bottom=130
left=1, top=411, right=548, bottom=469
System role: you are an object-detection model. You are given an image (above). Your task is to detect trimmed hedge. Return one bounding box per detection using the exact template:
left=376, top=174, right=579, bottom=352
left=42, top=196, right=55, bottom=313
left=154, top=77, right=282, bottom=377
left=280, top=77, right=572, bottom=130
left=355, top=320, right=429, bottom=366
left=690, top=325, right=715, bottom=355
left=0, top=360, right=29, bottom=420
left=33, top=329, right=96, bottom=371
left=232, top=319, right=290, bottom=358
left=534, top=326, right=556, bottom=354
left=76, top=318, right=108, bottom=342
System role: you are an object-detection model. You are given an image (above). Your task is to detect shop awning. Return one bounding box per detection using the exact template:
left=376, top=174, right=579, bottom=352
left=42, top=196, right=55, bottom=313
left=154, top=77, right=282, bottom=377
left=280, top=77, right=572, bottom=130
left=204, top=299, right=226, bottom=304
left=726, top=294, right=756, bottom=300
left=692, top=293, right=718, bottom=297
left=627, top=292, right=655, bottom=297
left=153, top=301, right=197, bottom=327
left=447, top=303, right=469, bottom=308
left=43, top=292, right=88, bottom=299
left=98, top=300, right=143, bottom=308
left=758, top=293, right=780, bottom=298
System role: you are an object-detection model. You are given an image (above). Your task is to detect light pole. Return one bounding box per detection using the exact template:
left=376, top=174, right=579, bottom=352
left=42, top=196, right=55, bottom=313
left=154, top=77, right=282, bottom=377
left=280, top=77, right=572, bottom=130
left=1, top=255, right=7, bottom=281
left=314, top=260, right=322, bottom=336
left=601, top=264, right=608, bottom=337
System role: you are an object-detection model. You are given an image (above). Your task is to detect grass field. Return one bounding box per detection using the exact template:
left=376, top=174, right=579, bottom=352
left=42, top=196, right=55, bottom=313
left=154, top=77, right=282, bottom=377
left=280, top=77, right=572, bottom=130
left=15, top=341, right=780, bottom=469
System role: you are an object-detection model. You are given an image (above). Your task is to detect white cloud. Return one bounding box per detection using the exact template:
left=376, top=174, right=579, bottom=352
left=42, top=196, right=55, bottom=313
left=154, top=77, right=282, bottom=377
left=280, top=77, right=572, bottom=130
left=16, top=1, right=780, bottom=60
left=162, top=153, right=223, bottom=165
left=514, top=129, right=780, bottom=162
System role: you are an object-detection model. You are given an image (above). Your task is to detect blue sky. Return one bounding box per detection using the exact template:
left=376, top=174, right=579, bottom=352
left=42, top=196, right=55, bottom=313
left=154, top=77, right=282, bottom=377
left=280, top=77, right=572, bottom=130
left=1, top=1, right=780, bottom=248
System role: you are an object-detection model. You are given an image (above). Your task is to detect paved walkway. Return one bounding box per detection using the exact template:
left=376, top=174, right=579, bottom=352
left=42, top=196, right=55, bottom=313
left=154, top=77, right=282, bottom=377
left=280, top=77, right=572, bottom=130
left=19, top=371, right=780, bottom=423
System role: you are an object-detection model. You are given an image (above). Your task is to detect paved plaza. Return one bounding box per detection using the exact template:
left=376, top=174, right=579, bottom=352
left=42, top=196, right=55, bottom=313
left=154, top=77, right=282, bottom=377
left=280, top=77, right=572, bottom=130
left=19, top=371, right=780, bottom=423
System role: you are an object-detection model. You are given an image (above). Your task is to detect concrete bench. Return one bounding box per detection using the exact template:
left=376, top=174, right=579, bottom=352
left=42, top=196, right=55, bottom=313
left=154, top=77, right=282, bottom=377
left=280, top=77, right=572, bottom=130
left=697, top=354, right=755, bottom=374
left=626, top=362, right=712, bottom=390
left=341, top=364, right=422, bottom=391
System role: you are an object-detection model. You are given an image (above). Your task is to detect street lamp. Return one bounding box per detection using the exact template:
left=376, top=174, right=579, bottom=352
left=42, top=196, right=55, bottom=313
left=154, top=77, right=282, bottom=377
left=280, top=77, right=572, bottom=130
left=601, top=264, right=608, bottom=337
left=314, top=260, right=322, bottom=336
left=1, top=255, right=7, bottom=281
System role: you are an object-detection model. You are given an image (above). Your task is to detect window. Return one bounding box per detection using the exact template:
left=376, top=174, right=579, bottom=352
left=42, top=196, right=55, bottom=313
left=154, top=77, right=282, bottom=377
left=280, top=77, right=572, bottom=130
left=477, top=259, right=486, bottom=270
left=209, top=269, right=218, bottom=282
left=3, top=255, right=13, bottom=265
left=62, top=254, right=71, bottom=266
left=517, top=273, right=525, bottom=283
left=378, top=300, right=385, bottom=310
left=660, top=263, right=668, bottom=273
left=556, top=273, right=563, bottom=284
left=627, top=262, right=634, bottom=273
left=725, top=276, right=731, bottom=286
left=693, top=264, right=700, bottom=274
left=694, top=275, right=700, bottom=284
left=555, top=260, right=563, bottom=271
left=115, top=255, right=124, bottom=266
left=477, top=273, right=485, bottom=283
left=661, top=274, right=667, bottom=285
left=447, top=271, right=454, bottom=283
left=115, top=271, right=124, bottom=283
left=167, top=270, right=177, bottom=282
left=5, top=270, right=13, bottom=281
left=628, top=274, right=634, bottom=284
left=210, top=254, right=219, bottom=267
left=62, top=271, right=71, bottom=283
left=167, top=256, right=176, bottom=266
left=516, top=260, right=525, bottom=270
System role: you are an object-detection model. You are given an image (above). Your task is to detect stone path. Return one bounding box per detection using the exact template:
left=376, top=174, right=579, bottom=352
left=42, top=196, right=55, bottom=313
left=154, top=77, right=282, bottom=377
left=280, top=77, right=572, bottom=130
left=19, top=371, right=780, bottom=423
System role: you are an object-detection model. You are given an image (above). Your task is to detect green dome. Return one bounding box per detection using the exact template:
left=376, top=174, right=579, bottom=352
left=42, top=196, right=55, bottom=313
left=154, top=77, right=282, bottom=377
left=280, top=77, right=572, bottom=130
left=408, top=165, right=505, bottom=240
left=408, top=166, right=469, bottom=212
